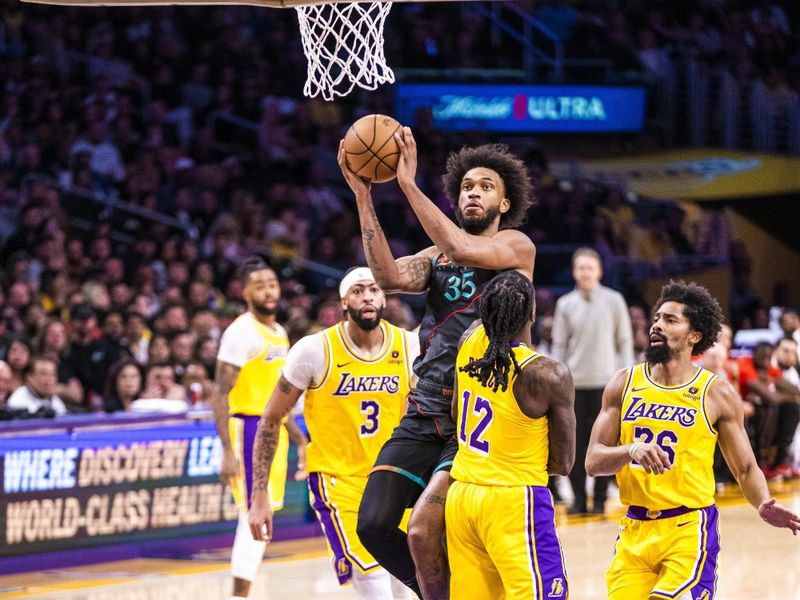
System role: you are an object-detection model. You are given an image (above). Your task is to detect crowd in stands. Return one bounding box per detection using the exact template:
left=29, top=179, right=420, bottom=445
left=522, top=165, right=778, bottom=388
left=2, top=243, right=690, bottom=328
left=532, top=0, right=800, bottom=90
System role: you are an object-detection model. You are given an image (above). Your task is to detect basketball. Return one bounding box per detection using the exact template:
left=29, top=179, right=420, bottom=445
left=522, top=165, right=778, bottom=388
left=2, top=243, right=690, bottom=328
left=342, top=114, right=402, bottom=183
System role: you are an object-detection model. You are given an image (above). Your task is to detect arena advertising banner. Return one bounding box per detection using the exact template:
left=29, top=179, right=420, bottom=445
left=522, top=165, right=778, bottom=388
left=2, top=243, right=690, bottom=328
left=0, top=421, right=240, bottom=558
left=395, top=83, right=646, bottom=133
left=573, top=149, right=800, bottom=200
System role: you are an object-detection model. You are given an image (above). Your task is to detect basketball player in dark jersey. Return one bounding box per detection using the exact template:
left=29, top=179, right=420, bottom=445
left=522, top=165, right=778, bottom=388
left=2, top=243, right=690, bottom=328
left=339, top=128, right=536, bottom=599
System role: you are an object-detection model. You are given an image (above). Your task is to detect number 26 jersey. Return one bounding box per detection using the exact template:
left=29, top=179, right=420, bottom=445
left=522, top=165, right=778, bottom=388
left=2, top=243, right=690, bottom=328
left=616, top=363, right=718, bottom=511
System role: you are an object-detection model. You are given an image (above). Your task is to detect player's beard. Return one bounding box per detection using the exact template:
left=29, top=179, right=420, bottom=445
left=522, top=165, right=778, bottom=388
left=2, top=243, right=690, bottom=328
left=251, top=300, right=278, bottom=317
left=644, top=333, right=673, bottom=364
left=455, top=205, right=500, bottom=234
left=347, top=305, right=383, bottom=331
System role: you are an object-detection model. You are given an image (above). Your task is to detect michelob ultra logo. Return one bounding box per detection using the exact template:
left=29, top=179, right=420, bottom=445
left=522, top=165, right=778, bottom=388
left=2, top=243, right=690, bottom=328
left=433, top=94, right=607, bottom=122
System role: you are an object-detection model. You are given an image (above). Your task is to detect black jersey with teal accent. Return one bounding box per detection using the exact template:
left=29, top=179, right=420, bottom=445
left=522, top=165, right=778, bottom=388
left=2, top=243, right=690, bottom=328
left=400, top=254, right=499, bottom=439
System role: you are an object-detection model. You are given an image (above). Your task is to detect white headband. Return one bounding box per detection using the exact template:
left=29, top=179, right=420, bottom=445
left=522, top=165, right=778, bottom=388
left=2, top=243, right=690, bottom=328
left=339, top=267, right=376, bottom=298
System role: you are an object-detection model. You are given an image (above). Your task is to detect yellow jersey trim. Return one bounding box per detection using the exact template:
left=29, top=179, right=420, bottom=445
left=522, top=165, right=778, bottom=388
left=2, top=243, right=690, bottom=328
left=335, top=321, right=392, bottom=364
left=700, top=374, right=718, bottom=436
left=308, top=331, right=332, bottom=391
left=516, top=351, right=541, bottom=371
left=644, top=363, right=703, bottom=390
left=620, top=366, right=635, bottom=401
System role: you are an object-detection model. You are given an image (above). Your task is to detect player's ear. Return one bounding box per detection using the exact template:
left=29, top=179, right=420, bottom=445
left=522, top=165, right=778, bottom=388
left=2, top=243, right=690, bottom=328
left=340, top=297, right=348, bottom=312
left=499, top=197, right=511, bottom=214
left=689, top=331, right=702, bottom=346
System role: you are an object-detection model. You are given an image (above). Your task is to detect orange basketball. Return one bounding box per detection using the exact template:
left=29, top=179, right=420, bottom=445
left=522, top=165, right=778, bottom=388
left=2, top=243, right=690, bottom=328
left=342, top=114, right=402, bottom=184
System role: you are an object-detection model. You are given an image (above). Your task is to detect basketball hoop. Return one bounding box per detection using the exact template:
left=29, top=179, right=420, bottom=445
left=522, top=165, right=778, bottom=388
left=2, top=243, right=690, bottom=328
left=20, top=0, right=397, bottom=101
left=295, top=2, right=395, bottom=101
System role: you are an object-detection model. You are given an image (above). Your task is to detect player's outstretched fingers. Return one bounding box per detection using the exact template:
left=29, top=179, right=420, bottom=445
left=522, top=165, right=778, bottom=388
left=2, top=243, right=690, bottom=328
left=394, top=130, right=406, bottom=150
left=403, top=126, right=416, bottom=148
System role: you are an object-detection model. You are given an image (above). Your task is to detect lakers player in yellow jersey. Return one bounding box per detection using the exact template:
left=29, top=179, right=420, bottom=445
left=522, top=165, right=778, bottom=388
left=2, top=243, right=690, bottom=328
left=249, top=268, right=417, bottom=599
left=447, top=271, right=576, bottom=600
left=211, top=256, right=307, bottom=599
left=587, top=281, right=800, bottom=600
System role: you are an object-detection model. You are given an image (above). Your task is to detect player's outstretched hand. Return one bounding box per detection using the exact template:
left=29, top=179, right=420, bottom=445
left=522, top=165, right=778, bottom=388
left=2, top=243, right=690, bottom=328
left=630, top=442, right=672, bottom=474
left=249, top=491, right=274, bottom=542
left=394, top=126, right=418, bottom=187
left=758, top=498, right=800, bottom=535
left=220, top=449, right=240, bottom=484
left=338, top=140, right=371, bottom=196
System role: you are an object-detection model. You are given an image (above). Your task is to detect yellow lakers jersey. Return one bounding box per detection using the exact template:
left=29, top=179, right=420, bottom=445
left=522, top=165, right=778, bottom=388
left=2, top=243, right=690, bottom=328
left=616, top=363, right=718, bottom=510
left=304, top=320, right=413, bottom=477
left=228, top=315, right=289, bottom=416
left=452, top=326, right=548, bottom=487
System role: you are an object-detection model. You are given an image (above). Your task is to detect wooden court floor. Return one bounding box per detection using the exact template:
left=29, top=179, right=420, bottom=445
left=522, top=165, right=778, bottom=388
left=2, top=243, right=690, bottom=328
left=2, top=481, right=798, bottom=600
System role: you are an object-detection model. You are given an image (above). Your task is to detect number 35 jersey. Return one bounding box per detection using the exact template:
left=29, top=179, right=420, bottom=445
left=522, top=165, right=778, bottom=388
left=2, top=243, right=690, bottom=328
left=284, top=320, right=417, bottom=477
left=616, top=363, right=718, bottom=511
left=452, top=325, right=548, bottom=487
left=414, top=254, right=499, bottom=388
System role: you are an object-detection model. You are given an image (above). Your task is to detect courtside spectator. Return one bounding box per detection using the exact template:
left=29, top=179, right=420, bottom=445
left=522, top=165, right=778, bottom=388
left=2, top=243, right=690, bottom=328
left=7, top=355, right=67, bottom=416
left=103, top=359, right=145, bottom=413
left=771, top=339, right=800, bottom=478
left=37, top=318, right=84, bottom=408
left=67, top=303, right=127, bottom=408
left=4, top=336, right=33, bottom=392
left=141, top=362, right=185, bottom=401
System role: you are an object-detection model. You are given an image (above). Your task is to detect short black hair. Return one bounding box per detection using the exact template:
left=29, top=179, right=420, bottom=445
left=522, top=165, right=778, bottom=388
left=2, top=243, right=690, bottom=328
left=239, top=255, right=274, bottom=286
left=442, top=144, right=534, bottom=230
left=27, top=354, right=57, bottom=376
left=655, top=281, right=723, bottom=355
left=459, top=271, right=535, bottom=392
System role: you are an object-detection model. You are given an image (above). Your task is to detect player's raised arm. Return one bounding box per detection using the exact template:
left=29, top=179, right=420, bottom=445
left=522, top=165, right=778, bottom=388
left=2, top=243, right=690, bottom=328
left=713, top=378, right=800, bottom=534
left=394, top=127, right=535, bottom=275
left=586, top=368, right=672, bottom=476
left=249, top=376, right=304, bottom=542
left=338, top=140, right=434, bottom=294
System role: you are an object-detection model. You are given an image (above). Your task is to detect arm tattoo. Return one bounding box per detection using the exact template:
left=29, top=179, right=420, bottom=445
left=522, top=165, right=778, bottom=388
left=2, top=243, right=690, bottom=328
left=424, top=493, right=446, bottom=506
left=211, top=361, right=240, bottom=450
left=252, top=404, right=293, bottom=492
left=360, top=202, right=385, bottom=272
left=363, top=228, right=383, bottom=272
left=277, top=376, right=293, bottom=394
left=397, top=255, right=431, bottom=290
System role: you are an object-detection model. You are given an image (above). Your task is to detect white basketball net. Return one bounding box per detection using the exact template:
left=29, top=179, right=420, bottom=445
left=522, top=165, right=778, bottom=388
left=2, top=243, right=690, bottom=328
left=295, top=2, right=395, bottom=101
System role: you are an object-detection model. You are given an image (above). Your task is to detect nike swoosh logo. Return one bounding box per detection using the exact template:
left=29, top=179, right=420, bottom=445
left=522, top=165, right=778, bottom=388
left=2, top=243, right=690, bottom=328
left=336, top=362, right=353, bottom=368
left=677, top=522, right=691, bottom=527
left=631, top=387, right=649, bottom=392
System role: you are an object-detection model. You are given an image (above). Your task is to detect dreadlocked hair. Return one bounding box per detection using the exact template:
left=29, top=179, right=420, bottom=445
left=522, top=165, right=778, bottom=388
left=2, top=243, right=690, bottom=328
left=460, top=271, right=534, bottom=392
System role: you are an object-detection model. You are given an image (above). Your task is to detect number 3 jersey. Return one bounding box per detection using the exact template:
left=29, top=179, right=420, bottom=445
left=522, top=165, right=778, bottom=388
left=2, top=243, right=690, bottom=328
left=616, top=363, right=718, bottom=511
left=452, top=325, right=548, bottom=486
left=283, top=320, right=419, bottom=477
